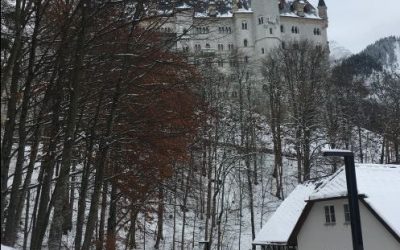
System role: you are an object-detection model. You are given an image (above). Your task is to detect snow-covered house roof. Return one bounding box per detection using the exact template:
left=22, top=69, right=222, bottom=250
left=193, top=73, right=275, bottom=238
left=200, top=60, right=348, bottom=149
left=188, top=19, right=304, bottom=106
left=253, top=164, right=400, bottom=246
left=253, top=182, right=317, bottom=245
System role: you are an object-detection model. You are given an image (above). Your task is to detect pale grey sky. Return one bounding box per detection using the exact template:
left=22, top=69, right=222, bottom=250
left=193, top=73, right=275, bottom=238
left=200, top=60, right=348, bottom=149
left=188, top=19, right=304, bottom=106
left=310, top=0, right=400, bottom=53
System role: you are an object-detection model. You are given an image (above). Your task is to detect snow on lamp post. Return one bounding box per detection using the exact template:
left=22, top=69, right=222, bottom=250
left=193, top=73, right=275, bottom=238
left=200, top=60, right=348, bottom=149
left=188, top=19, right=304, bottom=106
left=322, top=149, right=364, bottom=250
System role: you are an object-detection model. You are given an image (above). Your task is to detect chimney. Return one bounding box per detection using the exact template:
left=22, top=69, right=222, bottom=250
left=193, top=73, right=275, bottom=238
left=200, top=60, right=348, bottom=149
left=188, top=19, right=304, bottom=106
left=294, top=0, right=306, bottom=17
left=208, top=0, right=217, bottom=17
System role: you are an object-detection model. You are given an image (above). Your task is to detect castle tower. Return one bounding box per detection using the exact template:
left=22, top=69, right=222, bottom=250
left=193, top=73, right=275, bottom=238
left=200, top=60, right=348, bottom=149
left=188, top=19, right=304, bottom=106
left=318, top=0, right=328, bottom=20
left=251, top=0, right=281, bottom=58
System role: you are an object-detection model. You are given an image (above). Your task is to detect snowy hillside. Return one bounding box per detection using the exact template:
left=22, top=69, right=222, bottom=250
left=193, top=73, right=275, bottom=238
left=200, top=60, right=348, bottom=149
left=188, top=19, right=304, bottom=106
left=362, top=36, right=400, bottom=71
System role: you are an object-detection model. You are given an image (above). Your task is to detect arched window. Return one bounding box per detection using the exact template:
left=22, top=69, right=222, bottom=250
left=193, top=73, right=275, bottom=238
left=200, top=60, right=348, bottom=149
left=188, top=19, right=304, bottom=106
left=242, top=21, right=247, bottom=30
left=243, top=39, right=248, bottom=47
left=206, top=43, right=210, bottom=49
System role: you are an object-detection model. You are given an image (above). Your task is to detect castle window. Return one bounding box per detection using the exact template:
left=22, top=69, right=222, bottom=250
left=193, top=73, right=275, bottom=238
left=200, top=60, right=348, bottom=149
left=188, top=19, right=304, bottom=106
left=296, top=27, right=299, bottom=33
left=219, top=27, right=222, bottom=33
left=258, top=17, right=264, bottom=25
left=243, top=39, right=248, bottom=47
left=314, top=28, right=321, bottom=35
left=269, top=28, right=273, bottom=34
left=218, top=59, right=224, bottom=67
left=280, top=25, right=284, bottom=33
left=242, top=21, right=247, bottom=30
left=206, top=43, right=210, bottom=49
left=228, top=27, right=232, bottom=33
left=261, top=48, right=265, bottom=54
left=183, top=46, right=189, bottom=52
left=282, top=42, right=286, bottom=49
left=218, top=44, right=224, bottom=51
left=195, top=44, right=201, bottom=51
left=228, top=44, right=234, bottom=50
left=244, top=56, right=249, bottom=63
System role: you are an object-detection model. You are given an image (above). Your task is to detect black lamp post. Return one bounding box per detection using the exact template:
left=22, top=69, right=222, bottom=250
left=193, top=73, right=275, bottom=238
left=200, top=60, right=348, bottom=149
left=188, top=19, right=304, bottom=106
left=199, top=240, right=210, bottom=250
left=323, top=149, right=364, bottom=250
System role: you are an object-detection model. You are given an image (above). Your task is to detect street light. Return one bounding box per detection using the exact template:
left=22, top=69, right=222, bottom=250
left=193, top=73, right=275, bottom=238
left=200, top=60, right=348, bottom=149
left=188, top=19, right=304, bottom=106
left=199, top=240, right=210, bottom=250
left=322, top=149, right=364, bottom=250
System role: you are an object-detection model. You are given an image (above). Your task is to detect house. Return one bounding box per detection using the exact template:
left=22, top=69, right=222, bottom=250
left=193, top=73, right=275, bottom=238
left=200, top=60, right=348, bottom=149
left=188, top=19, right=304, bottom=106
left=253, top=164, right=400, bottom=250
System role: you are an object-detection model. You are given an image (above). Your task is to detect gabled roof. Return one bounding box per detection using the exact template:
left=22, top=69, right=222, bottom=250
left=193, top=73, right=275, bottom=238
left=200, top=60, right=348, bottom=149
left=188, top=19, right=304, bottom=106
left=310, top=164, right=400, bottom=236
left=253, top=164, right=400, bottom=245
left=252, top=181, right=318, bottom=245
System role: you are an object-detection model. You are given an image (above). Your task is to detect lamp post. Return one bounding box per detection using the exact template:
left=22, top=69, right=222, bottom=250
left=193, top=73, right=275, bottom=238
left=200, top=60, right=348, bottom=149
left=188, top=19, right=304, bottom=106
left=199, top=240, right=210, bottom=250
left=322, top=149, right=364, bottom=250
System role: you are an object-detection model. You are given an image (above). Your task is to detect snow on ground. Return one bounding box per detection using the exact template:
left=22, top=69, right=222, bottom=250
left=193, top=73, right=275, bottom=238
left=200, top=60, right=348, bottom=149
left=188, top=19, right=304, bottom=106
left=1, top=245, right=15, bottom=250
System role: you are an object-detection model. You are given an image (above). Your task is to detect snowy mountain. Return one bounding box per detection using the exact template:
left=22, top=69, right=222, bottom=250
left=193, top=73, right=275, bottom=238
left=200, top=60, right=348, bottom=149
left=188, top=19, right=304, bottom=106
left=329, top=40, right=352, bottom=62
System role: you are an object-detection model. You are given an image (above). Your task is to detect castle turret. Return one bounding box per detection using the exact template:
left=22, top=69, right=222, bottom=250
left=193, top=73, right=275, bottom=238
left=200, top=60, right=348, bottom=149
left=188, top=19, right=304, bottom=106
left=318, top=0, right=327, bottom=20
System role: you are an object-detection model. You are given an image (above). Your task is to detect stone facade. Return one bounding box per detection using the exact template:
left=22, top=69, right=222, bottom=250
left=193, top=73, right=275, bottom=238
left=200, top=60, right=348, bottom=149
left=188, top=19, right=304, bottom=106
left=157, top=0, right=328, bottom=67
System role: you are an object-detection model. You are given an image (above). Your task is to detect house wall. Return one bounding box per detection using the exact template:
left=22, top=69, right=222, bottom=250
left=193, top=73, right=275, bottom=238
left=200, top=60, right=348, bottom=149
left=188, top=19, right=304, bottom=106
left=297, top=198, right=400, bottom=250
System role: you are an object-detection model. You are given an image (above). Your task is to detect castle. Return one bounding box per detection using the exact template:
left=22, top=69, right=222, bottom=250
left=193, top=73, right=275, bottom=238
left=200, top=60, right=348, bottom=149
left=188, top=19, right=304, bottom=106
left=155, top=0, right=328, bottom=68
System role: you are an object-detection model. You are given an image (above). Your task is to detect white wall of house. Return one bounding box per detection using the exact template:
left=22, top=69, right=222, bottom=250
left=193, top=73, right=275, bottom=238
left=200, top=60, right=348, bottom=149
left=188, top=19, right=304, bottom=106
left=297, top=198, right=400, bottom=250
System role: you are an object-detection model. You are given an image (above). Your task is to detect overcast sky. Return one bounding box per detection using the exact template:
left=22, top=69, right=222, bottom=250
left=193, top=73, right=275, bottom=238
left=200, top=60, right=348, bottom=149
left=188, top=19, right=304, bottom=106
left=309, top=0, right=400, bottom=53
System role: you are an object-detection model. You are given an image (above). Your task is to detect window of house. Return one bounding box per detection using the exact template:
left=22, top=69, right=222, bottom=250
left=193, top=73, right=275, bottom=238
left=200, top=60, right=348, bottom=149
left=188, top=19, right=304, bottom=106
left=242, top=21, right=247, bottom=30
left=228, top=27, right=232, bottom=33
left=217, top=59, right=224, bottom=67
left=195, top=44, right=201, bottom=51
left=344, top=204, right=350, bottom=223
left=219, top=27, right=222, bottom=33
left=218, top=44, right=224, bottom=51
left=244, top=56, right=249, bottom=63
left=282, top=42, right=286, bottom=49
left=261, top=48, right=265, bottom=54
left=258, top=16, right=264, bottom=25
left=243, top=39, right=248, bottom=47
left=269, top=28, right=273, bottom=34
left=205, top=43, right=210, bottom=49
left=324, top=205, right=336, bottom=224
left=280, top=25, right=284, bottom=33
left=228, top=44, right=234, bottom=50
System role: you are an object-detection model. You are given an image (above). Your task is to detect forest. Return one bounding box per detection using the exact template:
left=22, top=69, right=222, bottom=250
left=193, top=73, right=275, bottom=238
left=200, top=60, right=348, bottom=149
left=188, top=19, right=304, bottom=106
left=1, top=0, right=399, bottom=249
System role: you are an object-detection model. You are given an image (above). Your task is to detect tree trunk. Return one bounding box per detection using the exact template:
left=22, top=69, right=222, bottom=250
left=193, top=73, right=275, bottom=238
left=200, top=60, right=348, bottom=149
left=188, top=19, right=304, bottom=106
left=81, top=80, right=120, bottom=250
left=154, top=186, right=164, bottom=249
